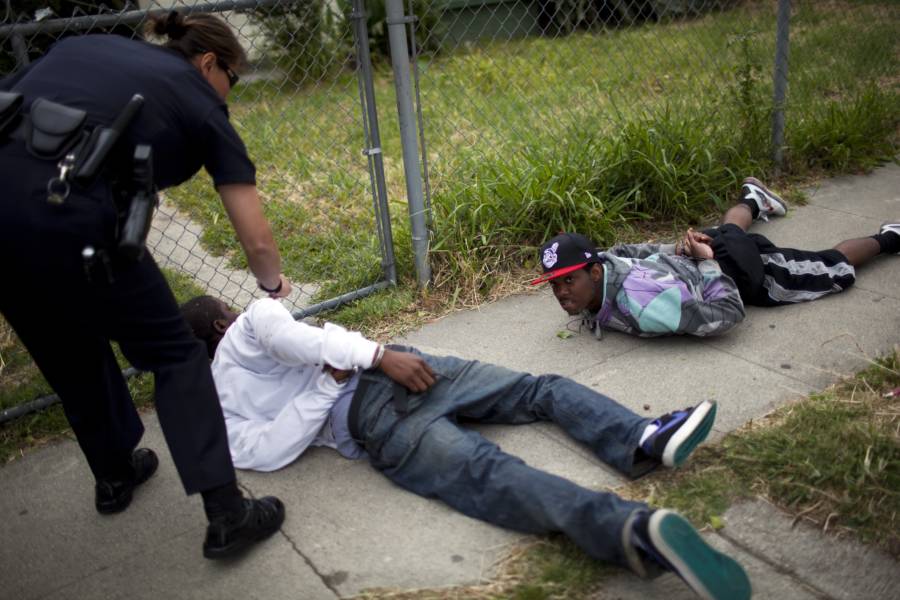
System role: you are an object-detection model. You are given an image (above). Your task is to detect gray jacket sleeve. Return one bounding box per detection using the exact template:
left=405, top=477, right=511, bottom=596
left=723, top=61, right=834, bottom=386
left=676, top=259, right=746, bottom=336
left=608, top=242, right=677, bottom=259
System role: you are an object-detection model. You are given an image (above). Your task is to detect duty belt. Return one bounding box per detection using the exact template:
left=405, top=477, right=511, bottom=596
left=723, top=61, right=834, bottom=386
left=2, top=91, right=158, bottom=261
left=0, top=90, right=145, bottom=204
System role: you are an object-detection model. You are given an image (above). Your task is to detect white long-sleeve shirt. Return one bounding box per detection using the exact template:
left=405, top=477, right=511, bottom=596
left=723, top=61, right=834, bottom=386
left=211, top=298, right=379, bottom=471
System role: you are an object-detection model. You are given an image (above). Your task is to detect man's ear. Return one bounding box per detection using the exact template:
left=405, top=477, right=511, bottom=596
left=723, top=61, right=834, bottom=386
left=213, top=318, right=229, bottom=335
left=589, top=263, right=603, bottom=282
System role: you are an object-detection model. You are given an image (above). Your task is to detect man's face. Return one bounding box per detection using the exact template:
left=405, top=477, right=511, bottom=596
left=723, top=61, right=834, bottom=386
left=216, top=300, right=240, bottom=331
left=549, top=264, right=602, bottom=315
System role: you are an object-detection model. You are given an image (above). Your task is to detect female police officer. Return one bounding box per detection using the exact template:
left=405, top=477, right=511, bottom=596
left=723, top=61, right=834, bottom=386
left=0, top=12, right=290, bottom=559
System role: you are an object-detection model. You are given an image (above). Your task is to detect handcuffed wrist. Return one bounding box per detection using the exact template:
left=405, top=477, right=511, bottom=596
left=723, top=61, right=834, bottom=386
left=371, top=344, right=386, bottom=368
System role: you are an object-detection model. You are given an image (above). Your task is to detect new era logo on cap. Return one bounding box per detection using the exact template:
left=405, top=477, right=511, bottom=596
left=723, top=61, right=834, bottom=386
left=531, top=233, right=601, bottom=285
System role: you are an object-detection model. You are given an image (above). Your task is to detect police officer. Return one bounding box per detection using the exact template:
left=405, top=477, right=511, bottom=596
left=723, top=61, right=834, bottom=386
left=0, top=12, right=290, bottom=559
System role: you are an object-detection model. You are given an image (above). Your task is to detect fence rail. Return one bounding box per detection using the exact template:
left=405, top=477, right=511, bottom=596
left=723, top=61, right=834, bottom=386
left=1, top=0, right=898, bottom=422
left=2, top=0, right=399, bottom=321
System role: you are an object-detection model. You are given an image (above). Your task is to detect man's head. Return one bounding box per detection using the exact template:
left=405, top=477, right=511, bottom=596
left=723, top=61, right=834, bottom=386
left=531, top=233, right=604, bottom=315
left=180, top=295, right=239, bottom=359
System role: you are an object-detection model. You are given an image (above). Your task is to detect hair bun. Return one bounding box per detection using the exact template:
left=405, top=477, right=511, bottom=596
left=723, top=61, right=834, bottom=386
left=151, top=10, right=188, bottom=40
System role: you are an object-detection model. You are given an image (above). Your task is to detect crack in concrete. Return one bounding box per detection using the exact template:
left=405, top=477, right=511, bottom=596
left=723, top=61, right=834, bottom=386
left=278, top=529, right=342, bottom=598
left=238, top=481, right=341, bottom=598
left=715, top=530, right=840, bottom=600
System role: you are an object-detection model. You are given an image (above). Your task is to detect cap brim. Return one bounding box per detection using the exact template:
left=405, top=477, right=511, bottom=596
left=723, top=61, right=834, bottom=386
left=530, top=262, right=588, bottom=285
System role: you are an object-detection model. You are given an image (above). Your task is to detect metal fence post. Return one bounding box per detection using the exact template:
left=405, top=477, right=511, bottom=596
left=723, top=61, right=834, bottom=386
left=771, top=0, right=791, bottom=171
left=385, top=0, right=431, bottom=288
left=352, top=0, right=397, bottom=285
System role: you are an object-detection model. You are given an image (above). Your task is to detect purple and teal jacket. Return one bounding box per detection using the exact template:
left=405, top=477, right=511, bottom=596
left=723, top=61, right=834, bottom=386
left=587, top=243, right=745, bottom=337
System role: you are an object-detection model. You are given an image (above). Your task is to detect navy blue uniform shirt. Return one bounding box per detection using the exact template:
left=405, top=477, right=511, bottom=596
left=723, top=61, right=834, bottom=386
left=2, top=34, right=255, bottom=190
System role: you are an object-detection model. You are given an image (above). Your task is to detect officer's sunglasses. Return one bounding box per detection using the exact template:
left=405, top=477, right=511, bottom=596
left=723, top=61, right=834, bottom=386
left=217, top=59, right=240, bottom=88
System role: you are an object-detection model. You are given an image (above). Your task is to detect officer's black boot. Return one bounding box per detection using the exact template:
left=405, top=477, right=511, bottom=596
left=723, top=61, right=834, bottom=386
left=201, top=481, right=285, bottom=560
left=95, top=448, right=159, bottom=514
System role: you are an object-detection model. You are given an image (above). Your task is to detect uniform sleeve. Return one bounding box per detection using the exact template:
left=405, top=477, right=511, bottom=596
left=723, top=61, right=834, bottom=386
left=224, top=372, right=345, bottom=471
left=609, top=243, right=677, bottom=259
left=248, top=298, right=379, bottom=369
left=616, top=260, right=744, bottom=337
left=200, top=105, right=256, bottom=187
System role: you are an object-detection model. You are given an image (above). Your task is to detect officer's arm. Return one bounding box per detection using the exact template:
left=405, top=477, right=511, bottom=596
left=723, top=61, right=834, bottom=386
left=218, top=183, right=291, bottom=297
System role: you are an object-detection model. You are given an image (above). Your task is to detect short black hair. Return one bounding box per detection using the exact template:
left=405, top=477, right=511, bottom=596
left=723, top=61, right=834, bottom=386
left=180, top=295, right=226, bottom=359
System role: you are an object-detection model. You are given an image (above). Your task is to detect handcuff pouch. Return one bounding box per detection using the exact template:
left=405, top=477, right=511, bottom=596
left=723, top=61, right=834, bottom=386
left=26, top=98, right=87, bottom=160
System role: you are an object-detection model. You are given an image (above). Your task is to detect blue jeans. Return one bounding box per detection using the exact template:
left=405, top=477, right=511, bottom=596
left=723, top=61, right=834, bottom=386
left=350, top=347, right=652, bottom=567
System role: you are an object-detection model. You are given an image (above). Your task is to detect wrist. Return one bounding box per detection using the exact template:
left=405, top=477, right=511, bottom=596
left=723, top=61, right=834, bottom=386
left=371, top=344, right=386, bottom=369
left=258, top=276, right=282, bottom=294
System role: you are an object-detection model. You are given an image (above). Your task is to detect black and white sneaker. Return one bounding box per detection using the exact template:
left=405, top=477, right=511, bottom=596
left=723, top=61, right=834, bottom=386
left=879, top=222, right=900, bottom=255
left=624, top=509, right=752, bottom=600
left=641, top=400, right=717, bottom=468
left=742, top=177, right=787, bottom=222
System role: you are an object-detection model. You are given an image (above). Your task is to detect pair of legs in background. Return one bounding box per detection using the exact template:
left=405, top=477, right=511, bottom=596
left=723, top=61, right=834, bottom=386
left=707, top=177, right=898, bottom=306
left=349, top=347, right=751, bottom=600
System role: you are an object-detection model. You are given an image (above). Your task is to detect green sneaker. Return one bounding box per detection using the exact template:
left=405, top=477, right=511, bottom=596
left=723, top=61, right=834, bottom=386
left=633, top=509, right=752, bottom=600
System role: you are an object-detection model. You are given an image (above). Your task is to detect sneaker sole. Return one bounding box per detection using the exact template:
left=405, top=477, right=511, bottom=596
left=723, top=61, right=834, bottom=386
left=742, top=177, right=787, bottom=217
left=648, top=510, right=751, bottom=600
left=662, top=400, right=716, bottom=468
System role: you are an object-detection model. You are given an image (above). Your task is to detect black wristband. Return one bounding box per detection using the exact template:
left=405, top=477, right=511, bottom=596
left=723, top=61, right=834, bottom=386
left=258, top=278, right=283, bottom=294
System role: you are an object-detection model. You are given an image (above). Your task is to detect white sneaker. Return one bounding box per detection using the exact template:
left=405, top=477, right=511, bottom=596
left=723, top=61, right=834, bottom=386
left=742, top=177, right=787, bottom=222
left=880, top=222, right=900, bottom=255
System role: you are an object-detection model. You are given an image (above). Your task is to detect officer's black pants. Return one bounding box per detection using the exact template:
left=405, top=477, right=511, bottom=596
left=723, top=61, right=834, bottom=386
left=0, top=146, right=235, bottom=494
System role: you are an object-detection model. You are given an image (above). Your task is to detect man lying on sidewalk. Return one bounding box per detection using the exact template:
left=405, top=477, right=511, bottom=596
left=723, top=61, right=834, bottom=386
left=181, top=295, right=751, bottom=600
left=535, top=177, right=899, bottom=338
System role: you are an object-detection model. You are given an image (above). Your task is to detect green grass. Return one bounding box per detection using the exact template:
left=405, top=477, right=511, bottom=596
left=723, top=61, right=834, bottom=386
left=3, top=0, right=899, bottom=452
left=355, top=348, right=900, bottom=599
left=634, top=348, right=900, bottom=555
left=160, top=0, right=898, bottom=314
left=0, top=269, right=207, bottom=463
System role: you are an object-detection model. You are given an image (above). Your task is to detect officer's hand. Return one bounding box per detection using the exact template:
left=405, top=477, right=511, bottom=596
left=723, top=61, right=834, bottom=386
left=379, top=349, right=435, bottom=393
left=270, top=274, right=292, bottom=299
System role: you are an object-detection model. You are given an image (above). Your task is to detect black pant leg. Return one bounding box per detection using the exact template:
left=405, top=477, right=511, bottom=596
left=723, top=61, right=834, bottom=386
left=1, top=288, right=143, bottom=481
left=703, top=223, right=768, bottom=305
left=1, top=148, right=234, bottom=495
left=97, top=253, right=236, bottom=495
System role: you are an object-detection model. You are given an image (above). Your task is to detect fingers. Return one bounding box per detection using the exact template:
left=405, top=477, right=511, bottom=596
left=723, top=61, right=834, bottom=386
left=271, top=274, right=292, bottom=299
left=381, top=351, right=436, bottom=393
left=407, top=357, right=436, bottom=392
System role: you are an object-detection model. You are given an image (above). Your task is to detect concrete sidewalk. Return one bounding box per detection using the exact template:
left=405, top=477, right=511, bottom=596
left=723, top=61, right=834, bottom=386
left=1, top=165, right=898, bottom=600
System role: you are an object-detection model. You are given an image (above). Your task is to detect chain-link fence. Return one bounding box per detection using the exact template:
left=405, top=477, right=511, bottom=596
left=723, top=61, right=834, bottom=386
left=1, top=0, right=398, bottom=320
left=394, top=0, right=898, bottom=293
left=3, top=0, right=896, bottom=312
left=1, top=1, right=897, bottom=421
